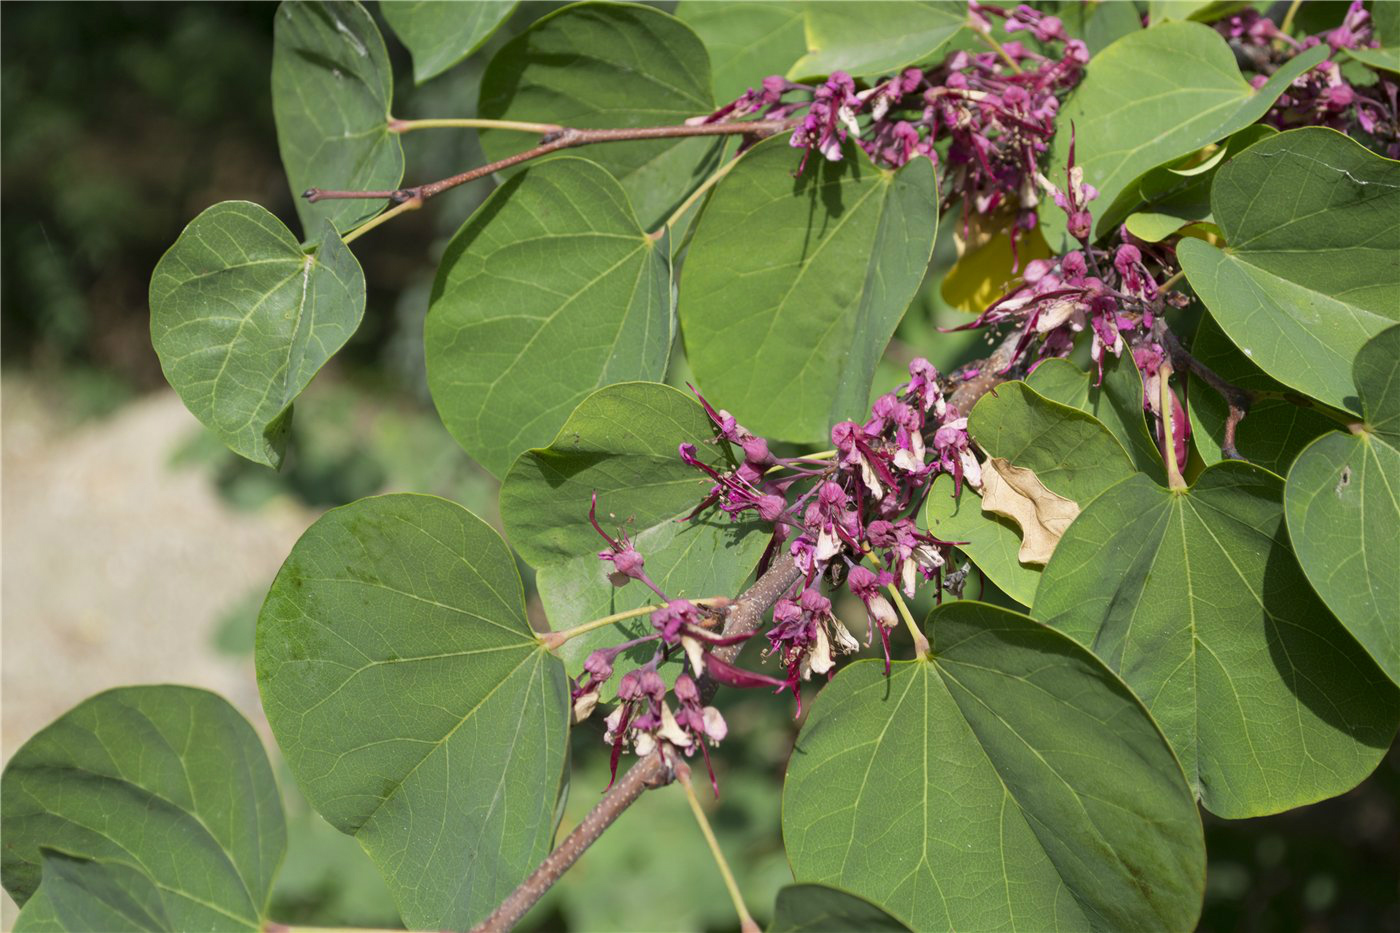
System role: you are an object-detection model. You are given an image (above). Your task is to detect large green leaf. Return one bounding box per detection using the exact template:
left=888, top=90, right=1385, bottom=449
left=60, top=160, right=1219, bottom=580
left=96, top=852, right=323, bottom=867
left=256, top=494, right=569, bottom=931
left=1100, top=124, right=1276, bottom=241
left=149, top=201, right=365, bottom=469
left=1188, top=314, right=1338, bottom=473
left=787, top=2, right=965, bottom=80
left=783, top=602, right=1205, bottom=932
left=1179, top=128, right=1400, bottom=413
left=13, top=852, right=170, bottom=933
left=768, top=883, right=910, bottom=933
left=272, top=0, right=403, bottom=238
left=500, top=383, right=765, bottom=680
left=1044, top=22, right=1325, bottom=247
left=680, top=136, right=937, bottom=441
left=1025, top=351, right=1165, bottom=481
left=1, top=687, right=285, bottom=932
left=381, top=0, right=517, bottom=84
left=676, top=1, right=807, bottom=104
left=924, top=382, right=1136, bottom=607
left=478, top=1, right=719, bottom=230
left=1034, top=461, right=1399, bottom=817
left=1285, top=325, right=1400, bottom=686
left=425, top=158, right=672, bottom=478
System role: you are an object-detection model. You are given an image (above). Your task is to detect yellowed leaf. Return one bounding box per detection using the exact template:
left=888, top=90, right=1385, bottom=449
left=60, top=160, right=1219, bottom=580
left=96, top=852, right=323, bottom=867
left=980, top=457, right=1080, bottom=566
left=942, top=223, right=1052, bottom=313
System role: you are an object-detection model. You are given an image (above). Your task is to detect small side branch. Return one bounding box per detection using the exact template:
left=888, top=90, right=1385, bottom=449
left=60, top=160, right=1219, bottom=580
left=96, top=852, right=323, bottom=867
left=1161, top=329, right=1253, bottom=460
left=305, top=119, right=795, bottom=207
left=470, top=752, right=670, bottom=933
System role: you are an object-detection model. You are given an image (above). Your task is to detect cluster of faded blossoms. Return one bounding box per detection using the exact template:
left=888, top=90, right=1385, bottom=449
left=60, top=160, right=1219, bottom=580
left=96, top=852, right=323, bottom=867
left=569, top=1, right=1389, bottom=789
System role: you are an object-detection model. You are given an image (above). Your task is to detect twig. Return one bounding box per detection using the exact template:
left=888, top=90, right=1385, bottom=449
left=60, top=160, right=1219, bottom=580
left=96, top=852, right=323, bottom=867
left=947, top=326, right=1027, bottom=415
left=1160, top=329, right=1252, bottom=460
left=469, top=752, right=670, bottom=933
left=306, top=120, right=795, bottom=206
left=676, top=762, right=761, bottom=933
left=388, top=116, right=561, bottom=135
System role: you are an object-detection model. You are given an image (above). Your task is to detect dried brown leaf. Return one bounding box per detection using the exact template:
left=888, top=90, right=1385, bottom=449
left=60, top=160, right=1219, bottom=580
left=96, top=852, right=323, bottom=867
left=980, top=457, right=1081, bottom=566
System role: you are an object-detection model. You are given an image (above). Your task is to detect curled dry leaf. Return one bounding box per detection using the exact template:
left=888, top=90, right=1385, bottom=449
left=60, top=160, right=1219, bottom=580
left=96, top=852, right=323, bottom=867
left=979, top=456, right=1080, bottom=566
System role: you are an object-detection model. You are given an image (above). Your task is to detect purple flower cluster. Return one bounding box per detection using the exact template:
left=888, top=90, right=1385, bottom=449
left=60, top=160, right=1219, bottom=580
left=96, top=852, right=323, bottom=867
left=1220, top=0, right=1398, bottom=157
left=572, top=357, right=971, bottom=786
left=699, top=2, right=1089, bottom=262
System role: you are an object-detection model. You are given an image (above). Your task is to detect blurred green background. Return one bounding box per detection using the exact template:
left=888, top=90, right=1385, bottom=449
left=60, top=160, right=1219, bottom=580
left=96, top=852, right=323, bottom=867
left=2, top=3, right=1396, bottom=931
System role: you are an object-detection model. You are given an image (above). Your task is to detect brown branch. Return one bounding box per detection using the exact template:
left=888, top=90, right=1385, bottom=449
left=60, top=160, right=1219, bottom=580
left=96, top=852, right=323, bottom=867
left=468, top=551, right=802, bottom=933
left=1160, top=328, right=1253, bottom=460
left=947, top=326, right=1027, bottom=415
left=305, top=120, right=796, bottom=206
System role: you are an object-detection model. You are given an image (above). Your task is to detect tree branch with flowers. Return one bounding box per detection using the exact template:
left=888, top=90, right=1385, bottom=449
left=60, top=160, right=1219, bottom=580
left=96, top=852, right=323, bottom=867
left=4, top=2, right=1399, bottom=932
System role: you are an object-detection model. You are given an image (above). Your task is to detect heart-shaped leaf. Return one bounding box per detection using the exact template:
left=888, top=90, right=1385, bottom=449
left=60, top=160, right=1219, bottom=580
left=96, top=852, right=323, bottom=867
left=1179, top=127, right=1400, bottom=413
left=1285, top=325, right=1400, bottom=685
left=1034, top=461, right=1400, bottom=817
left=149, top=201, right=365, bottom=468
left=787, top=2, right=966, bottom=80
left=1044, top=22, right=1325, bottom=247
left=1188, top=314, right=1339, bottom=473
left=425, top=157, right=673, bottom=478
left=500, top=382, right=766, bottom=687
left=676, top=1, right=807, bottom=105
left=680, top=136, right=938, bottom=442
left=924, top=381, right=1136, bottom=606
left=381, top=0, right=517, bottom=84
left=782, top=601, right=1206, bottom=932
left=768, top=883, right=910, bottom=933
left=478, top=1, right=719, bottom=230
left=272, top=0, right=403, bottom=238
left=256, top=494, right=569, bottom=931
left=2, top=687, right=285, bottom=932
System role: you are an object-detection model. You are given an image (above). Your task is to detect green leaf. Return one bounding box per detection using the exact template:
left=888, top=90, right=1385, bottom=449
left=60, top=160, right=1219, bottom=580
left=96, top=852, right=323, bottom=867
left=500, top=382, right=725, bottom=565
left=782, top=602, right=1205, bottom=932
left=499, top=383, right=765, bottom=678
left=1103, top=124, right=1276, bottom=241
left=1044, top=22, right=1326, bottom=247
left=1188, top=314, right=1338, bottom=473
left=256, top=493, right=569, bottom=930
left=1025, top=351, right=1165, bottom=481
left=478, top=1, right=719, bottom=230
left=1348, top=46, right=1400, bottom=74
left=924, top=382, right=1137, bottom=607
left=680, top=136, right=938, bottom=441
left=381, top=0, right=517, bottom=84
left=788, top=2, right=965, bottom=80
left=1, top=687, right=285, bottom=932
left=1285, top=325, right=1400, bottom=685
left=676, top=1, right=807, bottom=104
left=149, top=201, right=365, bottom=469
left=425, top=158, right=672, bottom=478
left=14, top=853, right=169, bottom=933
left=1034, top=461, right=1400, bottom=817
left=1356, top=324, right=1400, bottom=446
left=768, top=883, right=910, bottom=933
left=1178, top=128, right=1400, bottom=413
left=272, top=0, right=403, bottom=238
left=1147, top=0, right=1250, bottom=24
left=1078, top=0, right=1143, bottom=54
